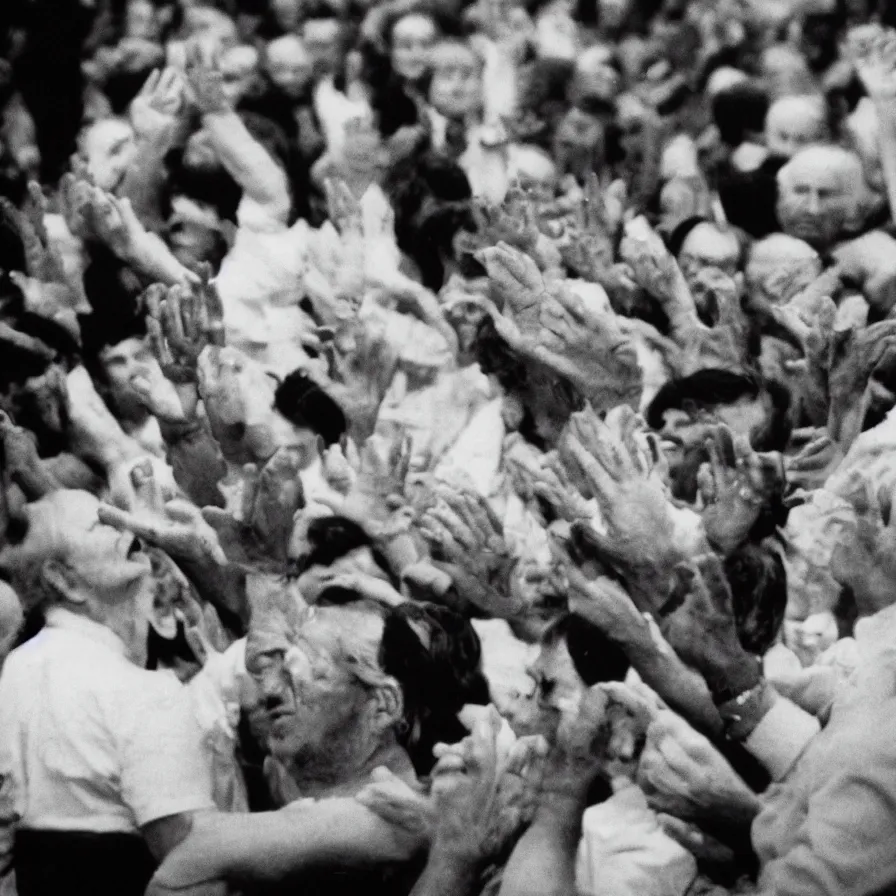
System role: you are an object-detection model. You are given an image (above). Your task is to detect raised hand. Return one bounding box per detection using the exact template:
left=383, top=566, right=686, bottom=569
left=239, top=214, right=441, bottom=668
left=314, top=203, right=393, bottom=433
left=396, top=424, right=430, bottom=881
left=146, top=270, right=226, bottom=385
left=784, top=427, right=843, bottom=492
left=425, top=709, right=547, bottom=867
left=472, top=186, right=541, bottom=256
left=184, top=41, right=231, bottom=116
left=99, top=470, right=227, bottom=568
left=482, top=243, right=642, bottom=409
left=637, top=710, right=761, bottom=826
left=556, top=405, right=688, bottom=614
left=324, top=178, right=364, bottom=236
left=533, top=451, right=594, bottom=523
left=416, top=486, right=523, bottom=618
left=831, top=472, right=896, bottom=616
left=696, top=425, right=784, bottom=555
left=619, top=215, right=685, bottom=307
left=553, top=173, right=615, bottom=283
left=243, top=448, right=305, bottom=562
left=660, top=554, right=754, bottom=685
left=827, top=319, right=896, bottom=448
left=845, top=24, right=896, bottom=100
left=130, top=67, right=184, bottom=142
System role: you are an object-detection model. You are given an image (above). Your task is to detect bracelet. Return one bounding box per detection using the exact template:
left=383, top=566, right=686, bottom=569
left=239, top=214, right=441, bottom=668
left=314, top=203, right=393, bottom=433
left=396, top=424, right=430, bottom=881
left=718, top=680, right=774, bottom=742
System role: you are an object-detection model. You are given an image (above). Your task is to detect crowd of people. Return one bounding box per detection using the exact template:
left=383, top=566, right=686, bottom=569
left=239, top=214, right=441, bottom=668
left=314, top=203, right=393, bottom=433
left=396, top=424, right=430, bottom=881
left=1, top=0, right=896, bottom=893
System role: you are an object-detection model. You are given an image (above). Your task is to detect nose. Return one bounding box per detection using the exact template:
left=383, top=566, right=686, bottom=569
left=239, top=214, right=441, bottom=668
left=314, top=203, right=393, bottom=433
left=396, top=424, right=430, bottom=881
left=258, top=665, right=289, bottom=708
left=807, top=191, right=821, bottom=214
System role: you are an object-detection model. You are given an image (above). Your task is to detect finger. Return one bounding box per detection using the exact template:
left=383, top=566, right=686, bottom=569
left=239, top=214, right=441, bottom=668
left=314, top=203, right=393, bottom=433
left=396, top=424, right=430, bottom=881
left=130, top=459, right=166, bottom=515
left=693, top=553, right=732, bottom=614
left=97, top=504, right=162, bottom=542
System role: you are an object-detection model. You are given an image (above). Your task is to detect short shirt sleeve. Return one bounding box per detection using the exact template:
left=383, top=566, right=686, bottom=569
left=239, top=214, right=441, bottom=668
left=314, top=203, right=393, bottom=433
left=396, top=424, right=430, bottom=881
left=116, top=672, right=215, bottom=827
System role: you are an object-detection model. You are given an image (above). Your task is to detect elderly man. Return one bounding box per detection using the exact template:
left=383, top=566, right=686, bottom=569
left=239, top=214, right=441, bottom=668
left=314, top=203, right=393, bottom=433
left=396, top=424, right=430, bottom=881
left=0, top=490, right=216, bottom=896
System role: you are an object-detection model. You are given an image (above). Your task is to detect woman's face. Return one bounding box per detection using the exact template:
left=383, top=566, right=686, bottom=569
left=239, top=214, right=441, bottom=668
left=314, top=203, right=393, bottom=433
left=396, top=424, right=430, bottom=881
left=81, top=119, right=136, bottom=192
left=391, top=14, right=437, bottom=82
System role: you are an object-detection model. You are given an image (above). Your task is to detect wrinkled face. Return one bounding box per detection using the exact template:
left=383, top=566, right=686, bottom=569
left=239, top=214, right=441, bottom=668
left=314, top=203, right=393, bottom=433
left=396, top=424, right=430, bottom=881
left=99, top=336, right=156, bottom=418
left=266, top=38, right=314, bottom=99
left=391, top=13, right=437, bottom=82
left=658, top=394, right=772, bottom=486
left=776, top=156, right=860, bottom=249
left=81, top=119, right=136, bottom=192
left=553, top=107, right=605, bottom=179
left=429, top=44, right=483, bottom=120
left=220, top=46, right=260, bottom=106
left=678, top=224, right=740, bottom=292
left=765, top=99, right=826, bottom=159
left=249, top=609, right=380, bottom=764
left=302, top=19, right=342, bottom=77
left=745, top=238, right=821, bottom=306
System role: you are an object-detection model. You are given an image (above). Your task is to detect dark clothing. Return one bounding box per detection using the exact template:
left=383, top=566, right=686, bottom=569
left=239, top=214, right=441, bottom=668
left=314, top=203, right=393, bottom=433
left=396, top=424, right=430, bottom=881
left=14, top=829, right=156, bottom=896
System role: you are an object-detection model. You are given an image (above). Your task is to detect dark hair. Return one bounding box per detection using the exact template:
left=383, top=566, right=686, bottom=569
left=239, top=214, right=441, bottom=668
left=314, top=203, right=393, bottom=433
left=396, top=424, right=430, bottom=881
left=273, top=369, right=346, bottom=446
left=381, top=602, right=489, bottom=774
left=712, top=81, right=769, bottom=146
left=647, top=369, right=792, bottom=453
left=725, top=542, right=787, bottom=655
left=297, top=515, right=401, bottom=589
left=543, top=613, right=630, bottom=686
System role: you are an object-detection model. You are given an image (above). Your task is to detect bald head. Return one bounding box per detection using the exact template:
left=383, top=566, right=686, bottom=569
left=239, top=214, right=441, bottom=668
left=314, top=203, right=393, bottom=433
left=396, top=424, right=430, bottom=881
left=746, top=234, right=822, bottom=304
left=765, top=95, right=827, bottom=159
left=266, top=35, right=313, bottom=98
left=776, top=145, right=869, bottom=249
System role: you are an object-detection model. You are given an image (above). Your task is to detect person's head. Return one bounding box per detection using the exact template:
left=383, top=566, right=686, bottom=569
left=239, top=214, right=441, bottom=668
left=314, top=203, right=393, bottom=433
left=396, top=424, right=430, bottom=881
left=292, top=515, right=400, bottom=600
left=95, top=333, right=160, bottom=423
left=570, top=45, right=622, bottom=110
left=764, top=95, right=827, bottom=160
left=553, top=106, right=607, bottom=180
left=269, top=0, right=303, bottom=31
left=78, top=118, right=136, bottom=192
left=390, top=12, right=438, bottom=83
left=272, top=369, right=346, bottom=469
left=165, top=195, right=229, bottom=271
left=442, top=287, right=489, bottom=358
left=646, top=369, right=791, bottom=499
left=0, top=490, right=154, bottom=664
left=265, top=35, right=314, bottom=100
left=776, top=144, right=869, bottom=250
left=711, top=81, right=769, bottom=147
left=506, top=145, right=558, bottom=204
left=674, top=220, right=742, bottom=294
left=759, top=44, right=817, bottom=99
left=248, top=603, right=406, bottom=780
left=428, top=40, right=484, bottom=121
left=745, top=233, right=822, bottom=306
left=181, top=5, right=238, bottom=46
left=220, top=45, right=262, bottom=107
left=301, top=12, right=344, bottom=78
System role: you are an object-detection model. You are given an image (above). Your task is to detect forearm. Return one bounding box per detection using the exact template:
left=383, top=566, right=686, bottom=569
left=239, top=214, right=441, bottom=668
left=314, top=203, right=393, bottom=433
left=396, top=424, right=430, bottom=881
left=498, top=801, right=582, bottom=896
left=119, top=133, right=172, bottom=233
left=619, top=620, right=724, bottom=737
left=150, top=800, right=425, bottom=889
left=201, top=111, right=289, bottom=213
left=126, top=231, right=196, bottom=287
left=410, top=849, right=483, bottom=896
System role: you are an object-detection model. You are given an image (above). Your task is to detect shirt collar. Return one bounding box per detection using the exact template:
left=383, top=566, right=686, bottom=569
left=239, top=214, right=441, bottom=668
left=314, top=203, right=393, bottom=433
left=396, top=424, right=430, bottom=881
left=44, top=606, right=129, bottom=658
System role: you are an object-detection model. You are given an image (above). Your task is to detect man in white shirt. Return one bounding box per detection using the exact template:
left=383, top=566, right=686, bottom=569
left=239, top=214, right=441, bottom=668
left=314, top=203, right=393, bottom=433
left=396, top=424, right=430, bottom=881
left=0, top=490, right=217, bottom=896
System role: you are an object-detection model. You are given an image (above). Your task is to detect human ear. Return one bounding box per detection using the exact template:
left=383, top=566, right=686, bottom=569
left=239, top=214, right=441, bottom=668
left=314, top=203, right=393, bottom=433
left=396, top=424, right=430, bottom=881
left=371, top=676, right=404, bottom=735
left=42, top=558, right=85, bottom=605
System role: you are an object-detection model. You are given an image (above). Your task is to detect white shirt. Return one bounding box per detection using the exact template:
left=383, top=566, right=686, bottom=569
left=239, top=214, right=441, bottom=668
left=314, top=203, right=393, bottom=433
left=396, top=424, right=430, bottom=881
left=0, top=608, right=214, bottom=833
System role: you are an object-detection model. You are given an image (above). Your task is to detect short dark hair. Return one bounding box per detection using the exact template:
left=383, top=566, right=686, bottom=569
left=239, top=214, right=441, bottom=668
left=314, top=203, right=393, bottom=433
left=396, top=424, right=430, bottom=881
left=646, top=368, right=792, bottom=452
left=273, top=369, right=346, bottom=446
left=712, top=81, right=769, bottom=146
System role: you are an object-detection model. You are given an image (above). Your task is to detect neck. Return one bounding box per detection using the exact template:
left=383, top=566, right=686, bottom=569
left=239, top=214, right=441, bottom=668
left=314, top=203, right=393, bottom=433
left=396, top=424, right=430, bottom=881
left=286, top=738, right=414, bottom=799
